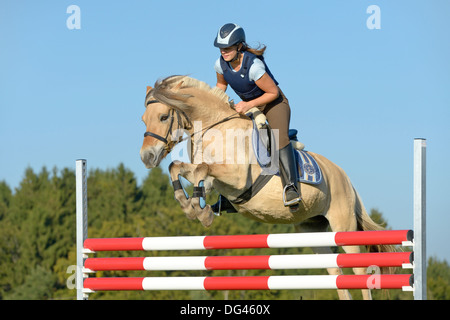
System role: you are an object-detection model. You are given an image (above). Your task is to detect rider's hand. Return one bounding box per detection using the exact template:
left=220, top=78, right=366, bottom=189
left=235, top=101, right=254, bottom=114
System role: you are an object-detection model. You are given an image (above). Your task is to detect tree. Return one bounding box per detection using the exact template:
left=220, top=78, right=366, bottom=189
left=0, top=181, right=11, bottom=220
left=427, top=256, right=450, bottom=300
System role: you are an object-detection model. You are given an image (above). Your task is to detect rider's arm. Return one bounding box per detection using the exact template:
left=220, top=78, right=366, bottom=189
left=216, top=72, right=228, bottom=92
left=234, top=73, right=279, bottom=113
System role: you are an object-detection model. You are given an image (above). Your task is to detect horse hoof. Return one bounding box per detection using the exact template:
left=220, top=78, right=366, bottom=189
left=183, top=204, right=197, bottom=220
left=198, top=208, right=214, bottom=228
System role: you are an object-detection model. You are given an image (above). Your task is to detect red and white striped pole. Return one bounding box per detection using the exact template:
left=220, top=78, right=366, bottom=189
left=83, top=230, right=413, bottom=252
left=84, top=252, right=413, bottom=271
left=84, top=274, right=413, bottom=292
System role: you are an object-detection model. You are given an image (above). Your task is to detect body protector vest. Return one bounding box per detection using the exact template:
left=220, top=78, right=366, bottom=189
left=220, top=52, right=279, bottom=101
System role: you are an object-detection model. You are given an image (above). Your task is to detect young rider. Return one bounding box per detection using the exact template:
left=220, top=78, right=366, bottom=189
left=212, top=23, right=301, bottom=213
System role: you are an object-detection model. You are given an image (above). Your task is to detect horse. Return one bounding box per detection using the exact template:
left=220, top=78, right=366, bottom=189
left=140, top=75, right=393, bottom=300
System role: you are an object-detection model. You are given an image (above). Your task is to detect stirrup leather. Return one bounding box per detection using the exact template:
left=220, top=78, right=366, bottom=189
left=213, top=199, right=222, bottom=216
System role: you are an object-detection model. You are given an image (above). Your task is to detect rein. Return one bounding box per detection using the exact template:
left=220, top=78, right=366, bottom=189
left=144, top=97, right=271, bottom=207
left=144, top=99, right=240, bottom=153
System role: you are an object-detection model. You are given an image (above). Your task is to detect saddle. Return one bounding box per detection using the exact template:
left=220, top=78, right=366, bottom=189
left=228, top=109, right=322, bottom=206
left=247, top=108, right=322, bottom=185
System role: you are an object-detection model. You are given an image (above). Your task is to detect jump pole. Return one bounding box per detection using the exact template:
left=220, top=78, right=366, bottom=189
left=84, top=252, right=413, bottom=271
left=83, top=274, right=413, bottom=292
left=83, top=230, right=413, bottom=252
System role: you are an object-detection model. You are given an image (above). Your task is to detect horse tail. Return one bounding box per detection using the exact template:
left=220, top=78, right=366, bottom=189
left=353, top=187, right=397, bottom=274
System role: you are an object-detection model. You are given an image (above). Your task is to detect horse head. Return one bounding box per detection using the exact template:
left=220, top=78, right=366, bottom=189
left=140, top=75, right=236, bottom=168
left=140, top=82, right=191, bottom=168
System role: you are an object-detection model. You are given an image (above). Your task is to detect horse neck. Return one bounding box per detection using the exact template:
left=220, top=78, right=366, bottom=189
left=185, top=107, right=252, bottom=138
left=182, top=90, right=249, bottom=133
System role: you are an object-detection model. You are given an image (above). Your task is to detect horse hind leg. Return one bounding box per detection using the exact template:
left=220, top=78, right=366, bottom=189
left=312, top=246, right=354, bottom=300
left=295, top=216, right=354, bottom=300
left=325, top=197, right=373, bottom=299
left=341, top=245, right=372, bottom=300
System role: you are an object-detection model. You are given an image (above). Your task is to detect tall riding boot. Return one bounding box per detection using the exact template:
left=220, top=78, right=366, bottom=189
left=278, top=143, right=302, bottom=211
left=211, top=194, right=238, bottom=215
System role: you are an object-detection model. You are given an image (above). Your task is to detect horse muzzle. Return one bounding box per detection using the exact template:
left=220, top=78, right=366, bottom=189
left=140, top=145, right=165, bottom=168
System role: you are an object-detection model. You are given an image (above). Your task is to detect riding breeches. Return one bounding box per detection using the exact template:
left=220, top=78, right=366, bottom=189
left=257, top=88, right=291, bottom=149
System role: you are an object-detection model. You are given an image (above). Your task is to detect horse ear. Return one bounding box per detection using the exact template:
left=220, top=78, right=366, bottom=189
left=146, top=86, right=153, bottom=94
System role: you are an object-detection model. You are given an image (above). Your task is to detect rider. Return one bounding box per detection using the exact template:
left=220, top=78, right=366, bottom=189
left=212, top=23, right=301, bottom=213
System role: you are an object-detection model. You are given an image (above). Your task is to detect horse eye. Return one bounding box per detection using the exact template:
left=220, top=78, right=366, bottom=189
left=160, top=114, right=169, bottom=122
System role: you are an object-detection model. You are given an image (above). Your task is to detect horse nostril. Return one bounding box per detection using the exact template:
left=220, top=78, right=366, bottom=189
left=147, top=153, right=155, bottom=164
left=140, top=149, right=156, bottom=167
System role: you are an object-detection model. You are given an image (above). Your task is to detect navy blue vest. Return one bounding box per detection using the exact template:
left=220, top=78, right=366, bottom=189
left=220, top=52, right=279, bottom=101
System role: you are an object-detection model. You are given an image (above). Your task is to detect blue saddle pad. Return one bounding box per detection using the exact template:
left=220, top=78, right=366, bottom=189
left=251, top=121, right=322, bottom=185
left=295, top=149, right=322, bottom=185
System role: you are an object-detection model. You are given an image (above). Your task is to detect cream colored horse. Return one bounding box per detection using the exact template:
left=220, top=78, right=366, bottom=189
left=140, top=75, right=393, bottom=300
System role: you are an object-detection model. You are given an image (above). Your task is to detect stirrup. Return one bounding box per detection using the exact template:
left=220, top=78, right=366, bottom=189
left=282, top=184, right=302, bottom=207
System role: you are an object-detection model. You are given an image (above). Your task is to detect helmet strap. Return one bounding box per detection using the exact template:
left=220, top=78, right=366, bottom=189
left=230, top=52, right=241, bottom=63
left=230, top=43, right=244, bottom=63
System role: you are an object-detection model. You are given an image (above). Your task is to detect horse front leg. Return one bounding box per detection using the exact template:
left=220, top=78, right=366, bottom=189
left=191, top=163, right=215, bottom=228
left=168, top=161, right=197, bottom=220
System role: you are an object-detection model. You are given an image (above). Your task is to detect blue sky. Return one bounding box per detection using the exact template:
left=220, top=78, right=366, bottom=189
left=1, top=1, right=449, bottom=262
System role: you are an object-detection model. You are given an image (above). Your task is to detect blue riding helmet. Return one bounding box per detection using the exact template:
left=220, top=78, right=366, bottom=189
left=214, top=23, right=246, bottom=48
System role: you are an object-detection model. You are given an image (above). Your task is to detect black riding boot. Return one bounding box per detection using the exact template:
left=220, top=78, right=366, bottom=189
left=211, top=194, right=237, bottom=214
left=279, top=143, right=302, bottom=211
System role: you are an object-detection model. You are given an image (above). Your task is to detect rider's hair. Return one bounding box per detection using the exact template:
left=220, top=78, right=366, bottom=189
left=241, top=43, right=266, bottom=56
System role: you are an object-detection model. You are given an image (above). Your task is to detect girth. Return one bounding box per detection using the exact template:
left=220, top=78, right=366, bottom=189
left=171, top=172, right=273, bottom=206
left=228, top=173, right=273, bottom=205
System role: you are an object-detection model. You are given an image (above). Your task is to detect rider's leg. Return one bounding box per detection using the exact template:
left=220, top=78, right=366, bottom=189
left=263, top=90, right=301, bottom=211
left=279, top=143, right=302, bottom=210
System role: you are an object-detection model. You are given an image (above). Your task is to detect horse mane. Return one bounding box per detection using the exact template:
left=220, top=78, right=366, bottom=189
left=149, top=75, right=232, bottom=110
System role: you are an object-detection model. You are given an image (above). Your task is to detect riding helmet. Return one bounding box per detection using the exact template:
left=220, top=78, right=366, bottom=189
left=214, top=23, right=246, bottom=48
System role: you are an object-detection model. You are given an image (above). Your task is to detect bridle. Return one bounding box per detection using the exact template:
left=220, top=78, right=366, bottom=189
left=143, top=99, right=240, bottom=153
left=143, top=99, right=189, bottom=153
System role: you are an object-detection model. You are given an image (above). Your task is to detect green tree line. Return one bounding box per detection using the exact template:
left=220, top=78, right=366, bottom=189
left=0, top=164, right=448, bottom=300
